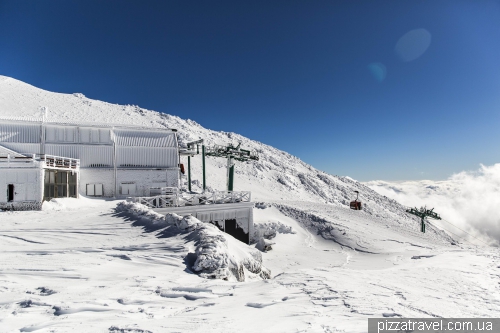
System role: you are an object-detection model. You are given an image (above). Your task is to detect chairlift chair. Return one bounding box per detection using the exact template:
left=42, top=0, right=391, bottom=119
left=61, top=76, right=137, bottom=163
left=350, top=190, right=362, bottom=210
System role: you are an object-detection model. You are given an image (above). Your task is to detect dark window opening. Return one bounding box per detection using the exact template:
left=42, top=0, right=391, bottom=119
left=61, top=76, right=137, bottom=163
left=7, top=184, right=14, bottom=202
left=43, top=170, right=78, bottom=201
left=224, top=219, right=249, bottom=244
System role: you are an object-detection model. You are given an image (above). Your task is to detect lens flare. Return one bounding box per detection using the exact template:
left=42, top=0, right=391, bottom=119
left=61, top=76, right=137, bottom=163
left=395, top=28, right=432, bottom=62
left=368, top=62, right=387, bottom=82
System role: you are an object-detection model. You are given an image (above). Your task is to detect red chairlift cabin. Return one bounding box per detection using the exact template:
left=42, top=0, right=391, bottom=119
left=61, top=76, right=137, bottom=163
left=350, top=190, right=362, bottom=210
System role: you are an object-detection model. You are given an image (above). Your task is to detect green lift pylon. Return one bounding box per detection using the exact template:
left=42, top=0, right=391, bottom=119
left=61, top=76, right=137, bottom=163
left=406, top=206, right=441, bottom=233
left=205, top=142, right=259, bottom=191
left=185, top=139, right=204, bottom=192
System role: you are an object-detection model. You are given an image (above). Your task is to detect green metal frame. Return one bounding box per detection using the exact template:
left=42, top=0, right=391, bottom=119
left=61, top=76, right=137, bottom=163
left=183, top=141, right=258, bottom=193
left=205, top=143, right=259, bottom=192
left=406, top=206, right=442, bottom=233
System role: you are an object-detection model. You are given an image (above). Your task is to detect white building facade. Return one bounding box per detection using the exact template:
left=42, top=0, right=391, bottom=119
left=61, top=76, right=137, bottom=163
left=0, top=118, right=180, bottom=208
left=1, top=117, right=253, bottom=244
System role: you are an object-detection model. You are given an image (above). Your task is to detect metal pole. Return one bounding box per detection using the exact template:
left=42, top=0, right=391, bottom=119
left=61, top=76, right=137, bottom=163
left=421, top=217, right=426, bottom=233
left=202, top=145, right=206, bottom=192
left=228, top=156, right=234, bottom=192
left=188, top=155, right=191, bottom=192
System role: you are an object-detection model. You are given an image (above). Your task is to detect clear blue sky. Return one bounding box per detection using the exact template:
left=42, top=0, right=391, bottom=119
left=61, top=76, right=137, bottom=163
left=1, top=1, right=499, bottom=181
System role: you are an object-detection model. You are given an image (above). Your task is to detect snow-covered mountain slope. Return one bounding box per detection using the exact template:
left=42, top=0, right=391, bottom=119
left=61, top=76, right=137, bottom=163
left=2, top=76, right=500, bottom=332
left=0, top=75, right=450, bottom=245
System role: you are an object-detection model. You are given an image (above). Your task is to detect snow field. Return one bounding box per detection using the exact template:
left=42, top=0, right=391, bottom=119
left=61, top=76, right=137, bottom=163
left=1, top=76, right=499, bottom=332
left=1, top=199, right=499, bottom=332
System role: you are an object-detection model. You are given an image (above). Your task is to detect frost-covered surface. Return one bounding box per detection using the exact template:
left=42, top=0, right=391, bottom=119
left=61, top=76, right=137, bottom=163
left=1, top=76, right=499, bottom=332
left=115, top=201, right=270, bottom=282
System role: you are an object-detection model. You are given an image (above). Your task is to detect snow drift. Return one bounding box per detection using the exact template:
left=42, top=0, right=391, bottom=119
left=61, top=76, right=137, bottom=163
left=115, top=201, right=270, bottom=281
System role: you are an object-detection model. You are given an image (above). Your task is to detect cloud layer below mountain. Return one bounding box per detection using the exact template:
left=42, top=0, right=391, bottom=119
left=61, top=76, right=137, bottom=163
left=366, top=164, right=500, bottom=246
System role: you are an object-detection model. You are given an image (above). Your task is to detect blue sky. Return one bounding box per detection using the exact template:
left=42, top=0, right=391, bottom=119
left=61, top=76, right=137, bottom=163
left=1, top=1, right=499, bottom=181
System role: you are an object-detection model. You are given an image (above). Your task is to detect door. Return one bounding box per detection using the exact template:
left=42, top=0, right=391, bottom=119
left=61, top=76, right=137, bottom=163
left=12, top=184, right=26, bottom=202
left=7, top=184, right=14, bottom=202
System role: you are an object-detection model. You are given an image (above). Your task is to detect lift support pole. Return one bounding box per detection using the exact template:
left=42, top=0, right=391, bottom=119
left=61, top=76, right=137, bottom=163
left=185, top=139, right=203, bottom=193
left=406, top=206, right=442, bottom=233
left=227, top=156, right=234, bottom=191
left=202, top=145, right=206, bottom=192
left=187, top=155, right=191, bottom=192
left=204, top=143, right=258, bottom=192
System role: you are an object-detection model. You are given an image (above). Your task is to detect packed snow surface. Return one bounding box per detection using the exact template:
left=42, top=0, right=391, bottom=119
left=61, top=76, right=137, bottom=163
left=1, top=76, right=499, bottom=332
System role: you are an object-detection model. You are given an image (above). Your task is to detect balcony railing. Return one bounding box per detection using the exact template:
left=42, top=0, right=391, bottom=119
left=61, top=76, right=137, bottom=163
left=128, top=188, right=251, bottom=208
left=42, top=154, right=80, bottom=170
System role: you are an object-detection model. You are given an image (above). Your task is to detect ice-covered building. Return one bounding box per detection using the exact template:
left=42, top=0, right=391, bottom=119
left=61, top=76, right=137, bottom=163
left=0, top=117, right=180, bottom=208
left=0, top=147, right=79, bottom=210
left=0, top=117, right=253, bottom=244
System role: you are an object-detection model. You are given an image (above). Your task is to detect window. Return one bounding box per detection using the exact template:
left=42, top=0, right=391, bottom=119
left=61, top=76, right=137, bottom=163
left=44, top=170, right=79, bottom=200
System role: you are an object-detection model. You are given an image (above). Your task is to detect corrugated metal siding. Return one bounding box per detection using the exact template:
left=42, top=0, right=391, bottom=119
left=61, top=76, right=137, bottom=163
left=114, top=129, right=176, bottom=147
left=45, top=125, right=80, bottom=143
left=0, top=144, right=27, bottom=157
left=0, top=142, right=40, bottom=155
left=0, top=123, right=40, bottom=143
left=0, top=122, right=179, bottom=169
left=45, top=144, right=114, bottom=167
left=117, top=147, right=178, bottom=168
left=45, top=126, right=112, bottom=144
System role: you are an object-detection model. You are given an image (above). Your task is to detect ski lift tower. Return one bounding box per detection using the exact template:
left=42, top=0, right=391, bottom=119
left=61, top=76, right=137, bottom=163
left=205, top=143, right=259, bottom=192
left=406, top=206, right=442, bottom=233
left=179, top=139, right=204, bottom=192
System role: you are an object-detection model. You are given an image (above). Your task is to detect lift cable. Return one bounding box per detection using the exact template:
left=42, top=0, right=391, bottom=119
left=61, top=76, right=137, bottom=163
left=436, top=218, right=491, bottom=247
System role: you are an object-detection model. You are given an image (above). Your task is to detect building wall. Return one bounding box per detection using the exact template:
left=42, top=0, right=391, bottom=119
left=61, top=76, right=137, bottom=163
left=0, top=166, right=43, bottom=208
left=117, top=169, right=172, bottom=197
left=1, top=120, right=180, bottom=198
left=79, top=168, right=114, bottom=197
left=79, top=168, right=180, bottom=197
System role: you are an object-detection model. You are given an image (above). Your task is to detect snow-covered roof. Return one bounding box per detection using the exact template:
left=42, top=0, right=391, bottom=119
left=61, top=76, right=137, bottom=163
left=0, top=116, right=177, bottom=132
left=0, top=144, right=27, bottom=158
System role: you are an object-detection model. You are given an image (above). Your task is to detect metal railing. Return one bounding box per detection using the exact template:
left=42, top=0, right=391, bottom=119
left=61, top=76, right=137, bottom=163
left=42, top=154, right=80, bottom=169
left=128, top=189, right=251, bottom=208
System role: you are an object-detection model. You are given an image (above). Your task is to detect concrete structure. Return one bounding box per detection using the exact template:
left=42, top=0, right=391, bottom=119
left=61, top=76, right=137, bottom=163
left=131, top=189, right=254, bottom=244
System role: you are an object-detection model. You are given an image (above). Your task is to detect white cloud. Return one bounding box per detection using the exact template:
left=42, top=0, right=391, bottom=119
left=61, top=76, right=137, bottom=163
left=365, top=164, right=500, bottom=246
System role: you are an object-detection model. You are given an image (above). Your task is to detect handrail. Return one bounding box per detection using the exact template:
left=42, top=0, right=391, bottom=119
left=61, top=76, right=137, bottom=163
left=128, top=190, right=251, bottom=208
left=42, top=154, right=80, bottom=169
